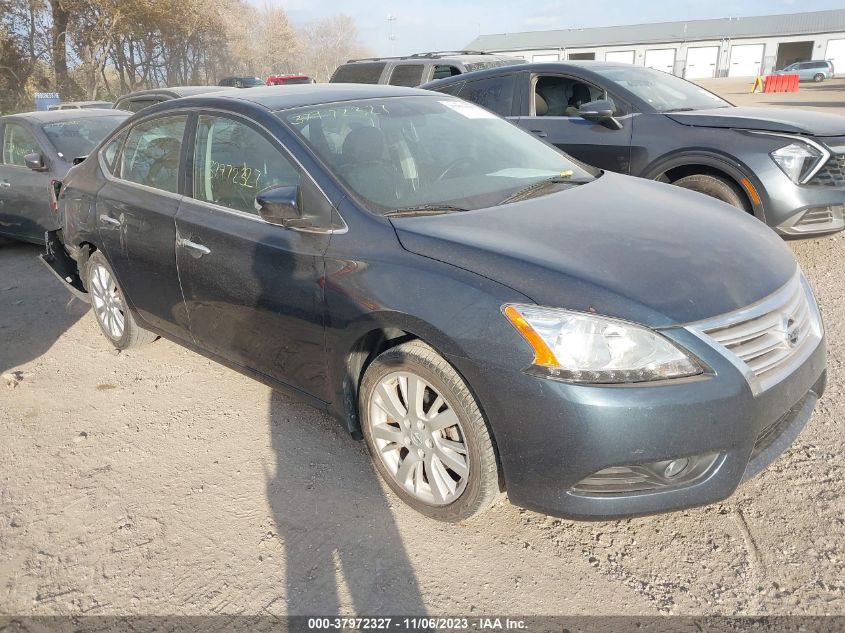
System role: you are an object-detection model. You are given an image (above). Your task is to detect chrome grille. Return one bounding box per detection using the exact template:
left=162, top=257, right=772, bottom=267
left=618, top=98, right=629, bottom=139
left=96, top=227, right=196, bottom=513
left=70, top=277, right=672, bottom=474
left=809, top=154, right=845, bottom=187
left=688, top=272, right=823, bottom=395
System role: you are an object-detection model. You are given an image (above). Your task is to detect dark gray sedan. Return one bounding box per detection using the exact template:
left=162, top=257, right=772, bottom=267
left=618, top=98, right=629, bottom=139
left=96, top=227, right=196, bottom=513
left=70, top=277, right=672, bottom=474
left=0, top=109, right=129, bottom=244
left=422, top=62, right=845, bottom=239
left=44, top=85, right=826, bottom=522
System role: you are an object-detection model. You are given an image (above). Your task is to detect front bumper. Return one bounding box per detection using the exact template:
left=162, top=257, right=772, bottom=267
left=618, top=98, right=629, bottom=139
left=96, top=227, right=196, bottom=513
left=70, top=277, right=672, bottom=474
left=448, top=328, right=826, bottom=520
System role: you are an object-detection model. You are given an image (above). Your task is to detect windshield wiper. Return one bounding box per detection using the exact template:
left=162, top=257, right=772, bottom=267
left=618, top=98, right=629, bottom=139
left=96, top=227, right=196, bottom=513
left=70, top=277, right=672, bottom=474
left=384, top=204, right=470, bottom=218
left=498, top=173, right=589, bottom=205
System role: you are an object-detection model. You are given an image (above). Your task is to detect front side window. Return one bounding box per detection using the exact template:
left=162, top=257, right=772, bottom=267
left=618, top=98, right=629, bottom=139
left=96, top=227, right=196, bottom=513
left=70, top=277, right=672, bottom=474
left=432, top=65, right=461, bottom=80
left=2, top=123, right=39, bottom=166
left=533, top=76, right=615, bottom=117
left=120, top=115, right=187, bottom=193
left=193, top=115, right=300, bottom=214
left=282, top=96, right=595, bottom=213
left=42, top=115, right=127, bottom=162
left=459, top=74, right=517, bottom=116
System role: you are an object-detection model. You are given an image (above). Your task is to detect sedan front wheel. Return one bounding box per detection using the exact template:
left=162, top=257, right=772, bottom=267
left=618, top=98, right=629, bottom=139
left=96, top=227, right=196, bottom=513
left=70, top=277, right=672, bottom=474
left=360, top=340, right=500, bottom=522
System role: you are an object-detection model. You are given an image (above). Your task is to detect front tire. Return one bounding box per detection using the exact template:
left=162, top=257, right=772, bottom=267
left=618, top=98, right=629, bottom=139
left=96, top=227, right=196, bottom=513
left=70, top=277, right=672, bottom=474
left=359, top=340, right=500, bottom=522
left=673, top=173, right=750, bottom=212
left=86, top=251, right=157, bottom=350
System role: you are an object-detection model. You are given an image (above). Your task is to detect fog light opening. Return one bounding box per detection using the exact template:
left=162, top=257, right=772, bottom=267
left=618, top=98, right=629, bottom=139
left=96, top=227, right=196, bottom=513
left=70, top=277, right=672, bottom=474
left=663, top=458, right=690, bottom=479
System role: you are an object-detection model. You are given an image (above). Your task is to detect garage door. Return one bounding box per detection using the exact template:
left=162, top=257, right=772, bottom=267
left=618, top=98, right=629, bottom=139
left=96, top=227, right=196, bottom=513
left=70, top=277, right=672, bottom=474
left=685, top=46, right=719, bottom=79
left=826, top=39, right=845, bottom=76
left=645, top=49, right=676, bottom=74
left=532, top=54, right=560, bottom=62
left=605, top=50, right=635, bottom=64
left=728, top=44, right=764, bottom=77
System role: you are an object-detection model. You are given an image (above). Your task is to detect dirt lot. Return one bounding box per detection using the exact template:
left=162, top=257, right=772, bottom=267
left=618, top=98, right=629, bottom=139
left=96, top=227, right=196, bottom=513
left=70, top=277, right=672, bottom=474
left=1, top=85, right=845, bottom=618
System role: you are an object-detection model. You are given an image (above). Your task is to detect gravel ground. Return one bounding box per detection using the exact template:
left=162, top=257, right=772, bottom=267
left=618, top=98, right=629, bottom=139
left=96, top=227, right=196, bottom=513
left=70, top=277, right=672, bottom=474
left=1, top=86, right=845, bottom=618
left=1, top=235, right=844, bottom=618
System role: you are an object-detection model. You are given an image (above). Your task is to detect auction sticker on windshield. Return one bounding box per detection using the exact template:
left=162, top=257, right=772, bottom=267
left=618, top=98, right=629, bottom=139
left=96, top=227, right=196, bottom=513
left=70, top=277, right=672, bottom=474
left=439, top=100, right=497, bottom=119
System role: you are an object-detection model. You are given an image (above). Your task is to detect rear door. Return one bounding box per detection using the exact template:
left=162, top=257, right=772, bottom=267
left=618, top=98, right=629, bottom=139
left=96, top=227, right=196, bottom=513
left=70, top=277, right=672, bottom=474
left=518, top=72, right=634, bottom=173
left=0, top=120, right=53, bottom=242
left=95, top=113, right=191, bottom=340
left=175, top=112, right=333, bottom=397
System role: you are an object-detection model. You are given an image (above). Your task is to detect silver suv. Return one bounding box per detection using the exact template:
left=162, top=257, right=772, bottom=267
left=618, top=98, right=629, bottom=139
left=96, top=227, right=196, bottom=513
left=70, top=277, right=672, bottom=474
left=330, top=51, right=524, bottom=87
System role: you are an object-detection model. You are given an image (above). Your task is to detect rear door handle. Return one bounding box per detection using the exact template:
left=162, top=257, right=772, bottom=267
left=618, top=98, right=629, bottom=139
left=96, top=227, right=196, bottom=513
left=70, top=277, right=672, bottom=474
left=531, top=130, right=548, bottom=138
left=178, top=237, right=211, bottom=256
left=99, top=214, right=120, bottom=226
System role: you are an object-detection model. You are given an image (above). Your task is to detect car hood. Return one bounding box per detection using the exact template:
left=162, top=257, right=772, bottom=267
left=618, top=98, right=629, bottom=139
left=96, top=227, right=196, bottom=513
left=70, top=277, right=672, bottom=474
left=666, top=107, right=845, bottom=136
left=391, top=173, right=797, bottom=328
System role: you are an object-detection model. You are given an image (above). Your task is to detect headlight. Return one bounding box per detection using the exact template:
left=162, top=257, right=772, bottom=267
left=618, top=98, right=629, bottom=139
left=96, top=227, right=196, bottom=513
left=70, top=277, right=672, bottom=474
left=503, top=304, right=703, bottom=384
left=770, top=142, right=824, bottom=183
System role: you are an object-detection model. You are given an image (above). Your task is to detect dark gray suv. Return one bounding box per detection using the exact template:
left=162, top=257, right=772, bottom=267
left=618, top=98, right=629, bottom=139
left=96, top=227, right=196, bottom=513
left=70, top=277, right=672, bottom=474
left=422, top=61, right=845, bottom=239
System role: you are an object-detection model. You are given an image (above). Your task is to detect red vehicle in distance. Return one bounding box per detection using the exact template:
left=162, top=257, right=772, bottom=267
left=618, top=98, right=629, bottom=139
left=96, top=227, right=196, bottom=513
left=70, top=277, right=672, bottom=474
left=266, top=74, right=316, bottom=85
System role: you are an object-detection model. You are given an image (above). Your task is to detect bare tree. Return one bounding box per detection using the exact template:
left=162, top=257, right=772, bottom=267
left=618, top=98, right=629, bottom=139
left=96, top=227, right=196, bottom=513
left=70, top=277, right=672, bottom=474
left=299, top=14, right=374, bottom=82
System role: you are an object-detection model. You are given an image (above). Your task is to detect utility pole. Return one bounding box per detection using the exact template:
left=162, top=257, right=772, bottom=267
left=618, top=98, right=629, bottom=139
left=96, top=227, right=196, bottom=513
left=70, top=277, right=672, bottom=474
left=387, top=14, right=397, bottom=56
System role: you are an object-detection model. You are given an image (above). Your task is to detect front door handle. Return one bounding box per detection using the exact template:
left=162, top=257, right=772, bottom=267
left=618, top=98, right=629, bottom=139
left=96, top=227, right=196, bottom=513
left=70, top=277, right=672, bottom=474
left=99, top=214, right=120, bottom=226
left=531, top=130, right=548, bottom=138
left=178, top=237, right=211, bottom=257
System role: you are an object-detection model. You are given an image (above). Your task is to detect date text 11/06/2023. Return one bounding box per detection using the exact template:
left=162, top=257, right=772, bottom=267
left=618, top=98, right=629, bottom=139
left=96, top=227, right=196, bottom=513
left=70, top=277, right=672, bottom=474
left=306, top=617, right=528, bottom=630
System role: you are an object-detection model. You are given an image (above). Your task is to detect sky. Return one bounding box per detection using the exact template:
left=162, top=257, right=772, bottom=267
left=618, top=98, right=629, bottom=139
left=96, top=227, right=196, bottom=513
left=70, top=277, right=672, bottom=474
left=275, top=0, right=845, bottom=57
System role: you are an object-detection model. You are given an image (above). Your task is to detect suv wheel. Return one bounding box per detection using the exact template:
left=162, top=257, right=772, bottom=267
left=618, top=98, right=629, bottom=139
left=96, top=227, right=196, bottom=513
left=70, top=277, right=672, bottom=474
left=86, top=251, right=157, bottom=349
left=673, top=174, right=749, bottom=212
left=359, top=340, right=500, bottom=522
left=813, top=73, right=825, bottom=82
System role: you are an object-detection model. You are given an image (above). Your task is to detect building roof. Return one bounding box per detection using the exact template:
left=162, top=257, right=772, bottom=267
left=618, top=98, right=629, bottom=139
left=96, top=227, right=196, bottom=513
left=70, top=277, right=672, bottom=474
left=466, top=9, right=845, bottom=51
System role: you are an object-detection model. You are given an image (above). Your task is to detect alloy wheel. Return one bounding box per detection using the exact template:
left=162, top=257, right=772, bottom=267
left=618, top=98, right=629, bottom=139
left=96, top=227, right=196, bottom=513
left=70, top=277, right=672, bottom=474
left=368, top=371, right=469, bottom=506
left=89, top=263, right=125, bottom=340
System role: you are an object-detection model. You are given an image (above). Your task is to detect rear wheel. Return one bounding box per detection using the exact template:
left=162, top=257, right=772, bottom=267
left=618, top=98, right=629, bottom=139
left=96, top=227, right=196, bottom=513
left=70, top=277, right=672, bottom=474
left=359, top=340, right=500, bottom=522
left=813, top=73, right=825, bottom=82
left=672, top=173, right=749, bottom=212
left=86, top=251, right=157, bottom=349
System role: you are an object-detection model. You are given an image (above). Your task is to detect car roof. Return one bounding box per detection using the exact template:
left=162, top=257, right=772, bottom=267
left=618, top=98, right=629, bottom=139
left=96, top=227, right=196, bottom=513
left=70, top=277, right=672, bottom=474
left=343, top=51, right=519, bottom=64
left=165, top=83, right=438, bottom=112
left=2, top=108, right=130, bottom=123
left=421, top=60, right=633, bottom=86
left=117, top=86, right=232, bottom=100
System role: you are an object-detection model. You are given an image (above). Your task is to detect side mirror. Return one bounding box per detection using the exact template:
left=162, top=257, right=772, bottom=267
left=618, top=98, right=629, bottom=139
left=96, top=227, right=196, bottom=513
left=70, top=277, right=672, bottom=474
left=579, top=100, right=623, bottom=130
left=256, top=185, right=311, bottom=228
left=24, top=152, right=46, bottom=171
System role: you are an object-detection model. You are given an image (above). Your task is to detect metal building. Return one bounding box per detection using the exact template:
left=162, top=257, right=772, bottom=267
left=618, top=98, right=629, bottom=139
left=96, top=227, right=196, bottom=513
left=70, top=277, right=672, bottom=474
left=465, top=9, right=845, bottom=78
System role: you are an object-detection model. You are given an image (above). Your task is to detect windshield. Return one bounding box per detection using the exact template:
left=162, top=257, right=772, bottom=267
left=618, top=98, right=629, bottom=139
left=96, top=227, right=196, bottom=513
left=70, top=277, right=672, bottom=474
left=593, top=66, right=731, bottom=112
left=42, top=115, right=128, bottom=161
left=280, top=96, right=595, bottom=213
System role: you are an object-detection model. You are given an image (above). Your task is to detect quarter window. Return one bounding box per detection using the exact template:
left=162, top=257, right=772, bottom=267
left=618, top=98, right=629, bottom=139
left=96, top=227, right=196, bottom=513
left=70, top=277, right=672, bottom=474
left=101, top=131, right=127, bottom=175
left=2, top=123, right=39, bottom=166
left=120, top=115, right=187, bottom=194
left=193, top=115, right=300, bottom=214
left=331, top=62, right=386, bottom=84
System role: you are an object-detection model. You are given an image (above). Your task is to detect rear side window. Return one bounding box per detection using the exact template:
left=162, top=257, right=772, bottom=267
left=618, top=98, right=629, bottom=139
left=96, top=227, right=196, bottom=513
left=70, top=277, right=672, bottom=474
left=388, top=64, right=425, bottom=87
left=193, top=115, right=300, bottom=214
left=434, top=81, right=465, bottom=96
left=331, top=62, right=386, bottom=83
left=120, top=115, right=187, bottom=194
left=2, top=123, right=39, bottom=166
left=458, top=74, right=517, bottom=116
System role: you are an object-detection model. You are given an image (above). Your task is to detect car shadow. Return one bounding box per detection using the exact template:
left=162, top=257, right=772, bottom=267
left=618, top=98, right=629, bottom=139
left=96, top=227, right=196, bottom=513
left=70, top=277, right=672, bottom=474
left=266, top=389, right=428, bottom=614
left=0, top=241, right=88, bottom=375
left=764, top=100, right=845, bottom=108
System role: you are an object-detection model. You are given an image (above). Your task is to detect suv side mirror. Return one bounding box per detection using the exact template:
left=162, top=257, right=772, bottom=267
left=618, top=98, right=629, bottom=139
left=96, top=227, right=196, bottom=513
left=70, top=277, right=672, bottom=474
left=24, top=152, right=46, bottom=171
left=256, top=185, right=312, bottom=228
left=579, top=100, right=623, bottom=130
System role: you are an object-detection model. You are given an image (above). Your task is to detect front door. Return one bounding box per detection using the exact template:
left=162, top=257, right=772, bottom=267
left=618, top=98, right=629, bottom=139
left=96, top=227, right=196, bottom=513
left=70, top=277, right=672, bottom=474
left=0, top=122, right=53, bottom=242
left=519, top=74, right=634, bottom=173
left=175, top=113, right=332, bottom=399
left=95, top=114, right=191, bottom=340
